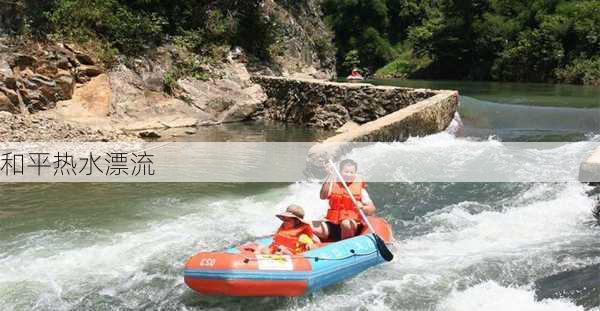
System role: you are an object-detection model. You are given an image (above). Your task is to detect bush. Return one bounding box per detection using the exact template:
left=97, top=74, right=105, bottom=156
left=341, top=50, right=361, bottom=73
left=491, top=29, right=564, bottom=82
left=47, top=0, right=165, bottom=55
left=555, top=56, right=600, bottom=86
left=17, top=0, right=279, bottom=67
left=163, top=56, right=211, bottom=94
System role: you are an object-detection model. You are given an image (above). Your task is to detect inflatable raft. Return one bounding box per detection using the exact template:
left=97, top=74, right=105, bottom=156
left=184, top=216, right=393, bottom=296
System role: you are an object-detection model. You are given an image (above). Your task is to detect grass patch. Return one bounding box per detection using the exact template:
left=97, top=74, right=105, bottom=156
left=374, top=49, right=431, bottom=79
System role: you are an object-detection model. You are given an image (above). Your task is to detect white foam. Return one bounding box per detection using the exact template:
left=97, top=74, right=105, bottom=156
left=345, top=133, right=597, bottom=182
left=397, top=183, right=594, bottom=271
left=439, top=281, right=583, bottom=311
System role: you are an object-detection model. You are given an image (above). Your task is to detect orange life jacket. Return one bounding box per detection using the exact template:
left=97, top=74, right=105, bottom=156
left=269, top=223, right=314, bottom=254
left=326, top=177, right=366, bottom=224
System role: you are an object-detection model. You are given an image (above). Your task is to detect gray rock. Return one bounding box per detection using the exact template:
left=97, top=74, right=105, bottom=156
left=219, top=102, right=260, bottom=123
left=0, top=91, right=14, bottom=112
left=138, top=130, right=161, bottom=138
left=75, top=52, right=95, bottom=65
left=0, top=53, right=12, bottom=77
left=55, top=75, right=74, bottom=99
left=56, top=57, right=72, bottom=70
left=141, top=71, right=165, bottom=92
left=3, top=76, right=16, bottom=89
left=77, top=65, right=102, bottom=77
left=0, top=86, right=18, bottom=104
left=196, top=120, right=219, bottom=127
left=11, top=53, right=37, bottom=69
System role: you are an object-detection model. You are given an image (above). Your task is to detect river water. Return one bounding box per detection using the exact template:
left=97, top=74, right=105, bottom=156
left=1, top=80, right=599, bottom=310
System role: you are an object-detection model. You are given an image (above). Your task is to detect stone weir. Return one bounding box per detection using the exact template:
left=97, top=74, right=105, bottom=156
left=251, top=76, right=459, bottom=174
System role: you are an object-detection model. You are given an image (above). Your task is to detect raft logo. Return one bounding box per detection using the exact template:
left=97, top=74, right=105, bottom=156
left=256, top=255, right=294, bottom=271
left=199, top=258, right=216, bottom=267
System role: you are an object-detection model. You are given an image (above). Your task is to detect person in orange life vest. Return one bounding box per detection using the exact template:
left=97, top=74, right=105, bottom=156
left=264, top=204, right=320, bottom=255
left=314, top=159, right=376, bottom=241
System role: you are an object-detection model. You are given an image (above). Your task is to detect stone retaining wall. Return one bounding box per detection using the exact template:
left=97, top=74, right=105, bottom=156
left=252, top=76, right=437, bottom=129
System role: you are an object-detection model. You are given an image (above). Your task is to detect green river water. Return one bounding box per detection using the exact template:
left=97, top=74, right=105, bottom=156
left=0, top=80, right=599, bottom=310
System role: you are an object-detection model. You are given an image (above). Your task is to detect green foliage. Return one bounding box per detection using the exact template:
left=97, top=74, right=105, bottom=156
left=492, top=29, right=565, bottom=82
left=324, top=0, right=600, bottom=84
left=46, top=0, right=165, bottom=55
left=342, top=50, right=361, bottom=72
left=359, top=27, right=398, bottom=71
left=18, top=0, right=279, bottom=66
left=374, top=48, right=431, bottom=78
left=323, top=0, right=395, bottom=73
left=163, top=56, right=211, bottom=94
left=556, top=56, right=600, bottom=86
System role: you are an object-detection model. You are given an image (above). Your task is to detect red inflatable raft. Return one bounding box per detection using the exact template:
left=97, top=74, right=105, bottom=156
left=184, top=217, right=393, bottom=296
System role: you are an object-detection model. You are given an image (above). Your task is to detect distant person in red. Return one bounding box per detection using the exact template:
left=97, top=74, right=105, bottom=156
left=314, top=159, right=376, bottom=241
left=348, top=68, right=364, bottom=80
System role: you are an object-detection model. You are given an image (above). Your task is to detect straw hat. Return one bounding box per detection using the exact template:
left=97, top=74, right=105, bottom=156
left=276, top=204, right=309, bottom=224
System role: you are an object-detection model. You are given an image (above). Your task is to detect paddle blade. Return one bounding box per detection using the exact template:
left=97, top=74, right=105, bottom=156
left=374, top=234, right=394, bottom=261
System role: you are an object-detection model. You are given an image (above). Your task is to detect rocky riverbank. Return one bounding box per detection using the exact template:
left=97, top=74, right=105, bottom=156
left=0, top=38, right=269, bottom=141
left=0, top=0, right=337, bottom=142
left=0, top=111, right=135, bottom=141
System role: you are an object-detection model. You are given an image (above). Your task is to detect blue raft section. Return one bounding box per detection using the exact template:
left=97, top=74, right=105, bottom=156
left=239, top=234, right=385, bottom=292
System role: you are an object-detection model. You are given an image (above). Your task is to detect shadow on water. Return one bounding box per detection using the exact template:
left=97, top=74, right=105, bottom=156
left=163, top=120, right=334, bottom=142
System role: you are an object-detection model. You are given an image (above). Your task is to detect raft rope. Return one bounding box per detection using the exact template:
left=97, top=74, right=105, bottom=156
left=240, top=248, right=379, bottom=264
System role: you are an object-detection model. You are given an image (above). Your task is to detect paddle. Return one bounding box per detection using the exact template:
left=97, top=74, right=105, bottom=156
left=327, top=159, right=394, bottom=261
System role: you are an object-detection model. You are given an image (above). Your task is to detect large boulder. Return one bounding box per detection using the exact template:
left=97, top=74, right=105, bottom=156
left=107, top=64, right=215, bottom=130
